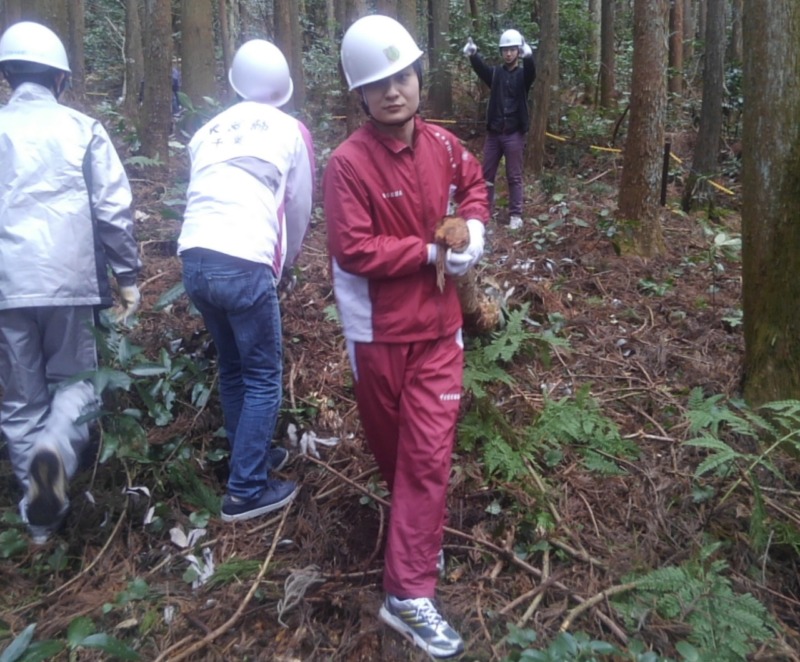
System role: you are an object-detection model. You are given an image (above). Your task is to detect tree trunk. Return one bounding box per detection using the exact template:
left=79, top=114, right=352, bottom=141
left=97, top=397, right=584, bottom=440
left=616, top=0, right=668, bottom=257
left=682, top=0, right=695, bottom=65
left=140, top=0, right=171, bottom=168
left=668, top=0, right=683, bottom=95
left=65, top=0, right=85, bottom=99
left=376, top=0, right=397, bottom=17
left=586, top=0, right=601, bottom=102
left=397, top=0, right=417, bottom=42
left=696, top=0, right=707, bottom=49
left=681, top=0, right=724, bottom=211
left=528, top=0, right=557, bottom=176
left=599, top=0, right=616, bottom=108
left=0, top=0, right=24, bottom=26
left=180, top=0, right=216, bottom=108
left=344, top=0, right=368, bottom=136
left=124, top=0, right=145, bottom=122
left=325, top=0, right=335, bottom=42
left=274, top=0, right=304, bottom=111
left=427, top=0, right=452, bottom=116
left=217, top=0, right=234, bottom=103
left=728, top=0, right=743, bottom=64
left=741, top=0, right=800, bottom=403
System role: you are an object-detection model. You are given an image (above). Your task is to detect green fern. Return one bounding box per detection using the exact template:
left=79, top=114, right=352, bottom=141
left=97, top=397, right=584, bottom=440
left=463, top=304, right=535, bottom=398
left=613, top=546, right=774, bottom=660
left=458, top=404, right=532, bottom=481
left=462, top=349, right=515, bottom=399
left=483, top=303, right=535, bottom=363
left=526, top=385, right=639, bottom=474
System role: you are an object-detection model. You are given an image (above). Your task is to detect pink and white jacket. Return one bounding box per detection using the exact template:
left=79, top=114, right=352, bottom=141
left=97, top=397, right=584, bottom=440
left=178, top=100, right=315, bottom=276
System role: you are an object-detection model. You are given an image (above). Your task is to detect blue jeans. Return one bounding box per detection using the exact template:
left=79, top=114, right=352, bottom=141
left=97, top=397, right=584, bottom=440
left=482, top=131, right=526, bottom=216
left=181, top=248, right=283, bottom=501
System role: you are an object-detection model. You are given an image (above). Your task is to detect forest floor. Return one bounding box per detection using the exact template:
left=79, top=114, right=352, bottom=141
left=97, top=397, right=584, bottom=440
left=3, top=90, right=800, bottom=662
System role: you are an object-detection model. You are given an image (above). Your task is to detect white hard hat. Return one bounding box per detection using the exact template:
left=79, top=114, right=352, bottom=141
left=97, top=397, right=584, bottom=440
left=0, top=21, right=70, bottom=73
left=340, top=14, right=423, bottom=91
left=228, top=39, right=293, bottom=106
left=499, top=29, right=524, bottom=49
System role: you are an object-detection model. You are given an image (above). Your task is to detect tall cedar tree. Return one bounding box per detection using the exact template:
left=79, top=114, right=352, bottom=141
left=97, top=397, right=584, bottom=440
left=741, top=0, right=800, bottom=402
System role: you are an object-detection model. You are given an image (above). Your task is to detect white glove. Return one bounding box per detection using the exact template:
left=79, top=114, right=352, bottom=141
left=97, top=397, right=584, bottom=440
left=444, top=249, right=472, bottom=277
left=427, top=243, right=439, bottom=264
left=462, top=37, right=477, bottom=57
left=521, top=40, right=533, bottom=58
left=464, top=219, right=486, bottom=266
left=113, top=284, right=141, bottom=323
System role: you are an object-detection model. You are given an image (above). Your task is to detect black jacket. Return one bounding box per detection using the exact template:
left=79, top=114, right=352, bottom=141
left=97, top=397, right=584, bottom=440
left=469, top=53, right=536, bottom=134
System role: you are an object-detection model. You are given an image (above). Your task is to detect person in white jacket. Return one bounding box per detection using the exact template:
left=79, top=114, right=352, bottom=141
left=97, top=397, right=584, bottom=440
left=0, top=22, right=141, bottom=543
left=178, top=40, right=315, bottom=522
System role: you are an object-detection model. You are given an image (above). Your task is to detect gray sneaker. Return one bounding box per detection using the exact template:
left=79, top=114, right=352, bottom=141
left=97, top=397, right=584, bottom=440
left=379, top=595, right=464, bottom=658
left=23, top=447, right=69, bottom=544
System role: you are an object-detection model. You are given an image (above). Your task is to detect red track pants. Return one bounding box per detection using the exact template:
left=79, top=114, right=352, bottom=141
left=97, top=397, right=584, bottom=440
left=351, top=333, right=463, bottom=598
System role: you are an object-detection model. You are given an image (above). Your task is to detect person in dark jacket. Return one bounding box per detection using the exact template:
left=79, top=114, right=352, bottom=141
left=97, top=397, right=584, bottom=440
left=464, top=29, right=536, bottom=229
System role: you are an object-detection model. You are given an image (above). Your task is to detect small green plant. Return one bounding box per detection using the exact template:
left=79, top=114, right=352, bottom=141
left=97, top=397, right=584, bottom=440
left=684, top=390, right=800, bottom=552
left=611, top=543, right=774, bottom=660
left=527, top=385, right=639, bottom=475
left=502, top=624, right=668, bottom=661
left=637, top=278, right=673, bottom=296
left=0, top=617, right=140, bottom=662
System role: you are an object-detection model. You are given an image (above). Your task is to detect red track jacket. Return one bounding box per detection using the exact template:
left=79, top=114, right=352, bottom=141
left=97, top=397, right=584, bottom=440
left=323, top=116, right=489, bottom=343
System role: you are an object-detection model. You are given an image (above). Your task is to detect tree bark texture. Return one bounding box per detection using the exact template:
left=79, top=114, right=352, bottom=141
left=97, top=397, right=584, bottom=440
left=681, top=0, right=724, bottom=211
left=180, top=0, right=216, bottom=108
left=682, top=0, right=694, bottom=65
left=616, top=0, right=668, bottom=257
left=140, top=0, right=171, bottom=167
left=600, top=0, right=616, bottom=108
left=65, top=0, right=85, bottom=99
left=217, top=0, right=234, bottom=103
left=344, top=0, right=368, bottom=136
left=397, top=0, right=417, bottom=42
left=586, top=0, right=601, bottom=101
left=273, top=0, right=305, bottom=111
left=728, top=0, right=743, bottom=64
left=124, top=0, right=145, bottom=121
left=668, top=0, right=683, bottom=95
left=427, top=0, right=452, bottom=116
left=741, top=0, right=800, bottom=403
left=528, top=0, right=557, bottom=176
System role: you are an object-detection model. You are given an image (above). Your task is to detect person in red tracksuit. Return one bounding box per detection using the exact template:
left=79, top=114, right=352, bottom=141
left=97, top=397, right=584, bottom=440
left=323, top=14, right=489, bottom=659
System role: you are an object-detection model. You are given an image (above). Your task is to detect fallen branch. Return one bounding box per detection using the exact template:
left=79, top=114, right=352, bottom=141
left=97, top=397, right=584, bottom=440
left=304, top=454, right=629, bottom=643
left=559, top=581, right=639, bottom=633
left=155, top=504, right=292, bottom=662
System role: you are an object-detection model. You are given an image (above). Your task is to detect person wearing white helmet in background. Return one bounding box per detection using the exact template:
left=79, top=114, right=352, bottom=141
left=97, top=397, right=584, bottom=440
left=177, top=39, right=315, bottom=523
left=323, top=13, right=490, bottom=658
left=0, top=21, right=141, bottom=544
left=463, top=28, right=536, bottom=229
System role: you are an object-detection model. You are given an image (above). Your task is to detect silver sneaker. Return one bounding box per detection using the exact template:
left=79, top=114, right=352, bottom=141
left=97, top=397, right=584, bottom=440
left=379, top=595, right=464, bottom=658
left=509, top=215, right=524, bottom=230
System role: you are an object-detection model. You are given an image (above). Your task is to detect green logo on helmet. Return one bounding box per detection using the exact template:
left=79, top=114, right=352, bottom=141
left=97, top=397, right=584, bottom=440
left=383, top=45, right=400, bottom=62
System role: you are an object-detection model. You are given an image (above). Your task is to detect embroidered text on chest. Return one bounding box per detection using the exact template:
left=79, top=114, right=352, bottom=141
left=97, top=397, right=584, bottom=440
left=382, top=190, right=404, bottom=199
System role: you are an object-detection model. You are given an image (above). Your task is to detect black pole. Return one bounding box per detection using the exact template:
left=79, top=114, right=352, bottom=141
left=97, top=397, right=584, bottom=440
left=660, top=140, right=671, bottom=206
